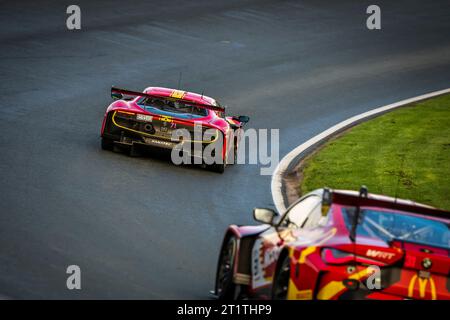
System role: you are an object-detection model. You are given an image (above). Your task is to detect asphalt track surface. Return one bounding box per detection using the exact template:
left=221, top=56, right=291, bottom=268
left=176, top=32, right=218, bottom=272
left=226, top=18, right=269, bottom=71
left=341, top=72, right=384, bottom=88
left=1, top=0, right=449, bottom=299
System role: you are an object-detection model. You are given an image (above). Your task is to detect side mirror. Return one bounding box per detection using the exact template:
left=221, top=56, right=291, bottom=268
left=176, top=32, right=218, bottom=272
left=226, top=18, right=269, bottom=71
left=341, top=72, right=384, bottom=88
left=253, top=208, right=276, bottom=225
left=111, top=92, right=123, bottom=101
left=238, top=115, right=250, bottom=124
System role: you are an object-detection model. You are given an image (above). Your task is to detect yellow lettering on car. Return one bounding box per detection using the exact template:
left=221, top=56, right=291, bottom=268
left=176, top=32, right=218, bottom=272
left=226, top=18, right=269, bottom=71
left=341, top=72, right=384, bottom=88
left=170, top=90, right=186, bottom=99
left=160, top=116, right=173, bottom=123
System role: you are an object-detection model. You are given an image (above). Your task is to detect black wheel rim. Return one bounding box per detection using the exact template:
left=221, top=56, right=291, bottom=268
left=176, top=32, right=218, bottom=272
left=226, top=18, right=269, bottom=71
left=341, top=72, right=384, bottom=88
left=273, top=257, right=290, bottom=300
left=217, top=238, right=236, bottom=296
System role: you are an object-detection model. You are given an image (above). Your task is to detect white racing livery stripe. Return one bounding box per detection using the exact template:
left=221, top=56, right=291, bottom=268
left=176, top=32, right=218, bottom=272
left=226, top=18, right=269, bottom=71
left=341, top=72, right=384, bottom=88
left=271, top=88, right=450, bottom=214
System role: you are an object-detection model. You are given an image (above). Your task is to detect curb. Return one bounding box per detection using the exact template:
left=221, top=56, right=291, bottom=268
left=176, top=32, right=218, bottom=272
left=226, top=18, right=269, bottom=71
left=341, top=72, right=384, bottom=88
left=271, top=88, right=450, bottom=214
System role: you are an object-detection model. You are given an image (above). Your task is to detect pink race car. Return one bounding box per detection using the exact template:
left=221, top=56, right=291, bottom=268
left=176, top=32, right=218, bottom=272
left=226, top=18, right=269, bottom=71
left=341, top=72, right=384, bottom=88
left=100, top=87, right=249, bottom=173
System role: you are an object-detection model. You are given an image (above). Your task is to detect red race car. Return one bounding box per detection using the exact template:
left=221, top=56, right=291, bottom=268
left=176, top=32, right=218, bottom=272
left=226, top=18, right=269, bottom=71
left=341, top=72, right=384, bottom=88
left=100, top=86, right=249, bottom=173
left=214, top=187, right=450, bottom=300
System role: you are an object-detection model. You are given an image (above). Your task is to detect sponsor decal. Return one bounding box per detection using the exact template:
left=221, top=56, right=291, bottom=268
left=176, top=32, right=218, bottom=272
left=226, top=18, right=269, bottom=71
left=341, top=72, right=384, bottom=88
left=136, top=114, right=153, bottom=122
left=170, top=90, right=186, bottom=99
left=251, top=239, right=266, bottom=289
left=407, top=273, right=437, bottom=300
left=144, top=138, right=174, bottom=148
left=160, top=115, right=173, bottom=123
left=262, top=246, right=282, bottom=270
left=251, top=236, right=280, bottom=289
left=366, top=249, right=395, bottom=260
left=421, top=258, right=432, bottom=270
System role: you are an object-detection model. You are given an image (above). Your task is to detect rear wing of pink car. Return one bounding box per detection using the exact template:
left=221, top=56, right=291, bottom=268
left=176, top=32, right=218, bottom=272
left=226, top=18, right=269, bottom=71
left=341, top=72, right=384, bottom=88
left=111, top=87, right=226, bottom=113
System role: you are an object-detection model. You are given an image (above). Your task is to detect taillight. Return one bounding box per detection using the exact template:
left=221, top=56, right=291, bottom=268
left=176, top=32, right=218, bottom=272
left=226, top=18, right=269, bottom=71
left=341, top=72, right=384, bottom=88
left=322, top=248, right=354, bottom=265
left=322, top=248, right=389, bottom=266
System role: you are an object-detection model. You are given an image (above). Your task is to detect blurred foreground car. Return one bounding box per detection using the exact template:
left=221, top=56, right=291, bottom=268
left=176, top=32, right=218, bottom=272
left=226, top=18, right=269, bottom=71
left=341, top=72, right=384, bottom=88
left=214, top=187, right=449, bottom=300
left=101, top=87, right=249, bottom=173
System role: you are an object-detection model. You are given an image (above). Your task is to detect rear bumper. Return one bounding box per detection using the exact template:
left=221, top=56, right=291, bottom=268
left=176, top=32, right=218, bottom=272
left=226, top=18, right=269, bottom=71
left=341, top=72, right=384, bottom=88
left=105, top=133, right=179, bottom=150
left=102, top=110, right=223, bottom=153
left=102, top=131, right=217, bottom=162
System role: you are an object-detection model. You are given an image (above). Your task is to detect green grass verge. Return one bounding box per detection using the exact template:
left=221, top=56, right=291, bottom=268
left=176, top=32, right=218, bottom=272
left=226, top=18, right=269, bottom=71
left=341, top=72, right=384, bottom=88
left=300, top=93, right=450, bottom=210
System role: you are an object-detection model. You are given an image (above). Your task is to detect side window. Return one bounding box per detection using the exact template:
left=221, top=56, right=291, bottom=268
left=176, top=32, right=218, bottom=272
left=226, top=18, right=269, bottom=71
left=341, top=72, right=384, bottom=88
left=302, top=202, right=325, bottom=229
left=280, top=196, right=321, bottom=229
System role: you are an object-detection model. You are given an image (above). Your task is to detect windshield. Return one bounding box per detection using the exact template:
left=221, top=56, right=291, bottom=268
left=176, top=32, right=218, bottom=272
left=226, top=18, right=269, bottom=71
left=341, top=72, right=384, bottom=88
left=137, top=97, right=208, bottom=118
left=343, top=208, right=449, bottom=249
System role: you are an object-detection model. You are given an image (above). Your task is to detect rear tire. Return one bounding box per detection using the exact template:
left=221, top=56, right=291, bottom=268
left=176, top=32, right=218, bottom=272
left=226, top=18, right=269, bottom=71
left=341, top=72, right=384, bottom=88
left=216, top=236, right=238, bottom=300
left=272, top=254, right=291, bottom=300
left=101, top=137, right=114, bottom=150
